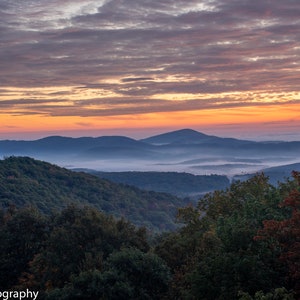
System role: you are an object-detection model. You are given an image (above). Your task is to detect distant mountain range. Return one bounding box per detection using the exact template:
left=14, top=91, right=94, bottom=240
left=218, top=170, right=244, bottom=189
left=141, top=128, right=248, bottom=146
left=0, top=129, right=299, bottom=177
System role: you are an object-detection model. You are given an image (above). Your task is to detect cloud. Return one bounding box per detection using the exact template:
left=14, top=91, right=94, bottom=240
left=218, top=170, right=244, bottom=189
left=1, top=91, right=297, bottom=118
left=0, top=0, right=299, bottom=117
left=121, top=77, right=154, bottom=82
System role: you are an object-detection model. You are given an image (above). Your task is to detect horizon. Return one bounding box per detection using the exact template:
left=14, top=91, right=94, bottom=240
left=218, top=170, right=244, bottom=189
left=0, top=127, right=299, bottom=142
left=1, top=1, right=299, bottom=141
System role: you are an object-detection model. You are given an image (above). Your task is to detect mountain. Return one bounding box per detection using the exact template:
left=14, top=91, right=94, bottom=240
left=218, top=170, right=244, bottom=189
left=79, top=136, right=157, bottom=159
left=140, top=129, right=212, bottom=145
left=0, top=136, right=150, bottom=155
left=140, top=128, right=248, bottom=146
left=1, top=129, right=299, bottom=176
left=0, top=135, right=159, bottom=163
left=0, top=156, right=189, bottom=231
left=233, top=162, right=300, bottom=185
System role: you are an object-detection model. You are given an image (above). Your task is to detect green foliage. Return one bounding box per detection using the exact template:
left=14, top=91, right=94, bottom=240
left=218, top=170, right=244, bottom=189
left=18, top=206, right=149, bottom=292
left=254, top=171, right=300, bottom=298
left=46, top=247, right=171, bottom=300
left=0, top=156, right=185, bottom=231
left=238, top=288, right=295, bottom=300
left=0, top=206, right=48, bottom=289
left=1, top=156, right=299, bottom=299
left=155, top=173, right=298, bottom=299
left=91, top=170, right=230, bottom=197
left=100, top=248, right=170, bottom=299
left=0, top=204, right=166, bottom=298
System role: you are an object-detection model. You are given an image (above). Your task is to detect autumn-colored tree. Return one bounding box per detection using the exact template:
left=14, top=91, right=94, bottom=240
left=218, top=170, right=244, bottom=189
left=17, top=205, right=150, bottom=293
left=156, top=173, right=294, bottom=299
left=255, top=171, right=300, bottom=297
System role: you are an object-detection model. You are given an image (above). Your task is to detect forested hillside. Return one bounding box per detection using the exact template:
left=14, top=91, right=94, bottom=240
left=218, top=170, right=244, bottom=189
left=0, top=156, right=187, bottom=231
left=0, top=156, right=299, bottom=299
left=83, top=170, right=230, bottom=197
left=155, top=171, right=299, bottom=299
left=233, top=162, right=300, bottom=186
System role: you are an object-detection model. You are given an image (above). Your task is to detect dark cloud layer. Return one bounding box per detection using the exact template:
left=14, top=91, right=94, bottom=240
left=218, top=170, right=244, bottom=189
left=0, top=0, right=299, bottom=116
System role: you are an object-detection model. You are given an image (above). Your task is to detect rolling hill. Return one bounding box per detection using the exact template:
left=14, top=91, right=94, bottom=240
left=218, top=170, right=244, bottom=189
left=81, top=170, right=230, bottom=198
left=0, top=156, right=189, bottom=231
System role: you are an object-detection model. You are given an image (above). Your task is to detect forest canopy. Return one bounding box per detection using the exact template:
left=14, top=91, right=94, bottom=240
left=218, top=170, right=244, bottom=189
left=0, top=156, right=188, bottom=231
left=0, top=156, right=299, bottom=299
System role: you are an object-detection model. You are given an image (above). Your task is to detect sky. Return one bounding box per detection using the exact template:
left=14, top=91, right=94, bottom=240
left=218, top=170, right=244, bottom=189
left=0, top=0, right=299, bottom=141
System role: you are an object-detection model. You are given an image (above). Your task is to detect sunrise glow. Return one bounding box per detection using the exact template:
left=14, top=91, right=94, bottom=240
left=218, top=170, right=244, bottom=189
left=0, top=0, right=299, bottom=140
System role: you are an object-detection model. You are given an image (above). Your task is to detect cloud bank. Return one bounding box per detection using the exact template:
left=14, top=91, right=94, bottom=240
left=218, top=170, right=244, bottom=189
left=0, top=0, right=299, bottom=117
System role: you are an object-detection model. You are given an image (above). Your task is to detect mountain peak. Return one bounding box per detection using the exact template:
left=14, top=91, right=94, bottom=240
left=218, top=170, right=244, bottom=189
left=140, top=129, right=212, bottom=145
left=169, top=128, right=204, bottom=135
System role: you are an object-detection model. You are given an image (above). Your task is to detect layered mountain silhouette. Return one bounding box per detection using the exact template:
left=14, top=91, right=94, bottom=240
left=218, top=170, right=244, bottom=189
left=0, top=129, right=299, bottom=176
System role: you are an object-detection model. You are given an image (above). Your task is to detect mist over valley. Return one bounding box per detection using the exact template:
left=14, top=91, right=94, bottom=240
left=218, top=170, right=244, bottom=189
left=1, top=129, right=299, bottom=190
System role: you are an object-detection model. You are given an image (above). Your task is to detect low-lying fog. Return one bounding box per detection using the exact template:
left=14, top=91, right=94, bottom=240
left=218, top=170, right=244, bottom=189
left=58, top=155, right=300, bottom=178
left=1, top=129, right=299, bottom=179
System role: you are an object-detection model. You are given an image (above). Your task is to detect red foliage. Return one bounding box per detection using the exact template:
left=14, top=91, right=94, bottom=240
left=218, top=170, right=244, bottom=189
left=254, top=171, right=300, bottom=296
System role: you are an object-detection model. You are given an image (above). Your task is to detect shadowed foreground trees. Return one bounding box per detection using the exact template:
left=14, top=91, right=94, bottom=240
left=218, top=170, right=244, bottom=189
left=0, top=172, right=299, bottom=299
left=0, top=206, right=170, bottom=299
left=46, top=248, right=170, bottom=300
left=155, top=172, right=299, bottom=299
left=254, top=171, right=300, bottom=298
left=0, top=206, right=48, bottom=290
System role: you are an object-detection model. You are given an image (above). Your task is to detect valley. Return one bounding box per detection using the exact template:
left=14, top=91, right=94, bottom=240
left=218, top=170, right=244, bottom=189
left=1, top=129, right=299, bottom=181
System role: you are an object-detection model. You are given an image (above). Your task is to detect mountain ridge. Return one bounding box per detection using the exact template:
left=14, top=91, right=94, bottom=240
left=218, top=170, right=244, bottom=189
left=0, top=156, right=187, bottom=231
left=140, top=129, right=213, bottom=144
left=1, top=129, right=299, bottom=176
left=140, top=128, right=254, bottom=145
left=233, top=162, right=300, bottom=185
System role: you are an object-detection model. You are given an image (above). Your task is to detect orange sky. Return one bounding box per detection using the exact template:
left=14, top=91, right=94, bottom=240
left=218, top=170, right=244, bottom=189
left=1, top=101, right=299, bottom=140
left=0, top=1, right=299, bottom=140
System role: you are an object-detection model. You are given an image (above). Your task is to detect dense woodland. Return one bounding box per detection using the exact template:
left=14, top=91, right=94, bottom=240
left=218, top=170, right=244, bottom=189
left=85, top=170, right=229, bottom=198
left=0, top=157, right=299, bottom=299
left=0, top=157, right=188, bottom=231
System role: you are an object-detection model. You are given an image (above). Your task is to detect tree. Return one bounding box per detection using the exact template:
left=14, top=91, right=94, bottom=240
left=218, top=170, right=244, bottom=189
left=156, top=174, right=295, bottom=299
left=46, top=248, right=170, bottom=300
left=255, top=171, right=300, bottom=297
left=238, top=288, right=294, bottom=300
left=19, top=205, right=150, bottom=293
left=0, top=207, right=48, bottom=289
left=99, top=248, right=171, bottom=300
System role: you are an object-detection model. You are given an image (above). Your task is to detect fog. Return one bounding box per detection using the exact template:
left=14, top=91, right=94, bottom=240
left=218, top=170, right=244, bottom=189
left=1, top=129, right=299, bottom=179
left=54, top=155, right=299, bottom=179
